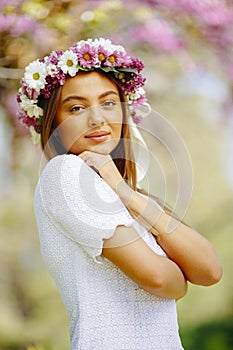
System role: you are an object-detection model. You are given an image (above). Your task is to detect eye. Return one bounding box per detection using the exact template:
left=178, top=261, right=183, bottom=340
left=69, top=105, right=86, bottom=113
left=101, top=101, right=117, bottom=109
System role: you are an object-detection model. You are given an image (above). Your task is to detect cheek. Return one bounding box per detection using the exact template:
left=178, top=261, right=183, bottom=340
left=56, top=117, right=84, bottom=148
left=109, top=110, right=123, bottom=136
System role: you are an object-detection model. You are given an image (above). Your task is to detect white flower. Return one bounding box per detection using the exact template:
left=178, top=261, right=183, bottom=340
left=93, top=38, right=114, bottom=54
left=128, top=87, right=146, bottom=102
left=57, top=50, right=79, bottom=76
left=28, top=104, right=43, bottom=118
left=46, top=63, right=58, bottom=76
left=29, top=126, right=41, bottom=144
left=20, top=95, right=43, bottom=118
left=24, top=60, right=47, bottom=91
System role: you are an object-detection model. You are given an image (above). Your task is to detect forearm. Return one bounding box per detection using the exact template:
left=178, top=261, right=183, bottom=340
left=103, top=225, right=187, bottom=299
left=116, top=181, right=223, bottom=286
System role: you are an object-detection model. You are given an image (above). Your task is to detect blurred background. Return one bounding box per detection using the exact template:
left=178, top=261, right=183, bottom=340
left=0, top=0, right=232, bottom=349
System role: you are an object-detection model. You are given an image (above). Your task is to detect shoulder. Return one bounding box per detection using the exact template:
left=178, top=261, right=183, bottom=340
left=37, top=153, right=89, bottom=187
left=34, top=154, right=83, bottom=204
left=41, top=154, right=82, bottom=176
left=35, top=153, right=121, bottom=207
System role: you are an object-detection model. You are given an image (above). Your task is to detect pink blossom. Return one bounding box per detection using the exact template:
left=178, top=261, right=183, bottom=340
left=0, top=14, right=15, bottom=32
left=0, top=14, right=39, bottom=36
left=11, top=14, right=38, bottom=36
left=104, top=50, right=128, bottom=67
left=0, top=0, right=16, bottom=11
left=78, top=44, right=98, bottom=68
left=158, top=0, right=233, bottom=27
left=132, top=19, right=182, bottom=53
left=198, top=5, right=232, bottom=26
left=97, top=45, right=109, bottom=63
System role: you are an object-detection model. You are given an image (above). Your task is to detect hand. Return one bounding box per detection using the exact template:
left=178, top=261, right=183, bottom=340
left=78, top=151, right=123, bottom=192
left=79, top=151, right=111, bottom=173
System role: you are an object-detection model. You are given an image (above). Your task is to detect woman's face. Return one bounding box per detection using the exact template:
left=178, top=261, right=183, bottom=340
left=55, top=71, right=123, bottom=155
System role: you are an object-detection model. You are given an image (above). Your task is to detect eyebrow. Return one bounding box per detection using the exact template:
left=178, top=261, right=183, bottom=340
left=61, top=90, right=119, bottom=105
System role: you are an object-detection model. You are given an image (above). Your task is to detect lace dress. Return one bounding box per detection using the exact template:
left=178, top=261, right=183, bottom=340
left=34, top=154, right=184, bottom=350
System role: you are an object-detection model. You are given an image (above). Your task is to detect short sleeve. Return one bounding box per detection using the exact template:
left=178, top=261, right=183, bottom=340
left=35, top=154, right=134, bottom=263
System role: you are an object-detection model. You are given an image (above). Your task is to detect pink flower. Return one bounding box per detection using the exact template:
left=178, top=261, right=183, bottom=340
left=78, top=44, right=98, bottom=68
left=104, top=50, right=127, bottom=67
left=97, top=45, right=109, bottom=63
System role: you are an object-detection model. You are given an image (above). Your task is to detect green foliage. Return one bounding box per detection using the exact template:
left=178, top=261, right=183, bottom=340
left=181, top=317, right=233, bottom=350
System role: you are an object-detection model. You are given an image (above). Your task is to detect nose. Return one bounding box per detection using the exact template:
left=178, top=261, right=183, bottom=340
left=88, top=106, right=105, bottom=127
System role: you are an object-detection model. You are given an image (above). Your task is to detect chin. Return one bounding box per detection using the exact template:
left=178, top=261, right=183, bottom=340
left=91, top=145, right=114, bottom=155
left=92, top=140, right=119, bottom=155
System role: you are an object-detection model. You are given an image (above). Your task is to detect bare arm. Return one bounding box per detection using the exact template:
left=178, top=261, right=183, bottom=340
left=102, top=224, right=187, bottom=299
left=78, top=152, right=187, bottom=299
left=115, top=178, right=223, bottom=286
left=79, top=151, right=222, bottom=287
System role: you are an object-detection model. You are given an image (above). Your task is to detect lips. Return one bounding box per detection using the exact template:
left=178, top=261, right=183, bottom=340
left=85, top=130, right=110, bottom=138
left=85, top=130, right=110, bottom=142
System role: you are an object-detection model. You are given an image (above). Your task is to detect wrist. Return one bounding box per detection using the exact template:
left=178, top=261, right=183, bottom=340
left=116, top=180, right=136, bottom=208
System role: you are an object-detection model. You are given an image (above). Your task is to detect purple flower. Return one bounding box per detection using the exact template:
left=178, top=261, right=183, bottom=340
left=122, top=73, right=145, bottom=93
left=16, top=93, right=21, bottom=104
left=133, top=94, right=147, bottom=106
left=17, top=110, right=41, bottom=132
left=132, top=112, right=143, bottom=124
left=49, top=51, right=64, bottom=65
left=21, top=83, right=40, bottom=100
left=127, top=57, right=144, bottom=72
left=40, top=69, right=66, bottom=99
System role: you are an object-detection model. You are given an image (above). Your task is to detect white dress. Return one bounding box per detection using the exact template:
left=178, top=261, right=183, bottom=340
left=34, top=154, right=184, bottom=350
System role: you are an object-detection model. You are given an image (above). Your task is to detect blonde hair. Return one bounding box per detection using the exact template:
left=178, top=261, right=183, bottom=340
left=39, top=71, right=137, bottom=190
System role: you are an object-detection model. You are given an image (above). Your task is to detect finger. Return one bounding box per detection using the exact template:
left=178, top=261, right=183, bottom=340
left=78, top=151, right=90, bottom=162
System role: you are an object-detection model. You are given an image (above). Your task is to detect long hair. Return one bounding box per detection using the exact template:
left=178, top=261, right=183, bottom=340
left=39, top=71, right=137, bottom=190
left=39, top=70, right=187, bottom=225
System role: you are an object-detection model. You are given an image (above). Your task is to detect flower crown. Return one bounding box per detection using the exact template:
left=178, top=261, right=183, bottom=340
left=17, top=38, right=148, bottom=144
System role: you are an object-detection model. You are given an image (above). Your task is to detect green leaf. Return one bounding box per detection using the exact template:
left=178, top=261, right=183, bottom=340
left=77, top=65, right=93, bottom=72
left=100, top=67, right=118, bottom=73
left=117, top=68, right=137, bottom=74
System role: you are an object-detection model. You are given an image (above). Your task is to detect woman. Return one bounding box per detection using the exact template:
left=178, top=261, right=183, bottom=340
left=17, top=38, right=222, bottom=350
